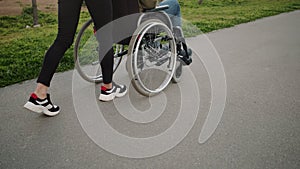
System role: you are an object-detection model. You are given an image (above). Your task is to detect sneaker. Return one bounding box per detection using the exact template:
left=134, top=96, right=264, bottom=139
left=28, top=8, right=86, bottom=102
left=24, top=93, right=60, bottom=116
left=99, top=82, right=127, bottom=101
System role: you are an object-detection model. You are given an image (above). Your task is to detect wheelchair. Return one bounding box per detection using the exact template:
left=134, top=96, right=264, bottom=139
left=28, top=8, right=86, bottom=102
left=74, top=5, right=192, bottom=96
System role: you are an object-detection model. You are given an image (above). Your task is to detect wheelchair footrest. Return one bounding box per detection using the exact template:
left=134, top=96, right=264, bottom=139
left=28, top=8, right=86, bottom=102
left=178, top=48, right=192, bottom=65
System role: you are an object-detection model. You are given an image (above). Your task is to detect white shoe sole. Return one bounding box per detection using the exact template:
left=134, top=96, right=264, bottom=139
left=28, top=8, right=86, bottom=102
left=24, top=102, right=43, bottom=113
left=99, top=88, right=127, bottom=102
left=24, top=102, right=60, bottom=116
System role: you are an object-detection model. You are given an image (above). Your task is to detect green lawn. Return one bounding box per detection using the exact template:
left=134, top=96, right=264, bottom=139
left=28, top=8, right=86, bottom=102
left=180, top=0, right=300, bottom=33
left=1, top=0, right=300, bottom=87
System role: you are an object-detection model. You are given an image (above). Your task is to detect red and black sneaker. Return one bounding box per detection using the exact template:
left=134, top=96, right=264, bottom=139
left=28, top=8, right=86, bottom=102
left=24, top=93, right=60, bottom=116
left=99, top=82, right=127, bottom=102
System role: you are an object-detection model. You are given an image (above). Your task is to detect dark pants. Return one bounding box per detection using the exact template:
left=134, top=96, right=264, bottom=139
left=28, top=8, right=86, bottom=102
left=37, top=0, right=139, bottom=86
left=113, top=0, right=140, bottom=45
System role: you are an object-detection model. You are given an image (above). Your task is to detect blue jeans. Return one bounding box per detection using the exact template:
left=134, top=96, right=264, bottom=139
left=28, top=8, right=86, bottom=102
left=159, top=0, right=182, bottom=27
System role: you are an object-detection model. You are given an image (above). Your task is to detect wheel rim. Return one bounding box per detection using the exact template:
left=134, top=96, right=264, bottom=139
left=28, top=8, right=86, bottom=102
left=130, top=21, right=177, bottom=95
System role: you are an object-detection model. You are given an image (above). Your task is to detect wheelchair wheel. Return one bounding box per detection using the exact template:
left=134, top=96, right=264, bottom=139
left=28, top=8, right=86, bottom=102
left=171, top=59, right=183, bottom=83
left=74, top=19, right=123, bottom=83
left=127, top=19, right=177, bottom=96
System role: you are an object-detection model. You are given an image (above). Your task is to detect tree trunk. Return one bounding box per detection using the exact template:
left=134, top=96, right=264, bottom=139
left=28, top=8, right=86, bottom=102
left=32, top=0, right=39, bottom=26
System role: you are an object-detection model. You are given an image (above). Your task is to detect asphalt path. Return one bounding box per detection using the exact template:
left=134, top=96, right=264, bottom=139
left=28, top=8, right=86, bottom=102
left=1, top=11, right=299, bottom=169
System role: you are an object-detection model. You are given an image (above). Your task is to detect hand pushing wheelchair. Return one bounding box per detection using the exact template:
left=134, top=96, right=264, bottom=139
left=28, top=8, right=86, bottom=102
left=74, top=5, right=192, bottom=96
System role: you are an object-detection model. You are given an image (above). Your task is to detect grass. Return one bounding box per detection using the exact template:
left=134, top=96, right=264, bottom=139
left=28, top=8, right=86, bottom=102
left=0, top=7, right=90, bottom=87
left=180, top=0, right=300, bottom=33
left=1, top=0, right=300, bottom=87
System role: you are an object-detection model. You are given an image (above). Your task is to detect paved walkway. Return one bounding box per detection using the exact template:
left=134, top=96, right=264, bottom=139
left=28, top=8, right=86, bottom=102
left=1, top=11, right=300, bottom=169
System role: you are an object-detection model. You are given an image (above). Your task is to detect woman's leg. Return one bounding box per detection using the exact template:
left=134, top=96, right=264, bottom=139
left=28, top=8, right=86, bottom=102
left=25, top=0, right=82, bottom=116
left=112, top=0, right=140, bottom=45
left=85, top=0, right=139, bottom=87
left=36, top=0, right=83, bottom=98
left=85, top=0, right=128, bottom=101
left=85, top=0, right=114, bottom=87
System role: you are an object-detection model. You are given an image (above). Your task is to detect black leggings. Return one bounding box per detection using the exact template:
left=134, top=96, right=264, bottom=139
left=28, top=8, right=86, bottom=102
left=37, top=0, right=139, bottom=87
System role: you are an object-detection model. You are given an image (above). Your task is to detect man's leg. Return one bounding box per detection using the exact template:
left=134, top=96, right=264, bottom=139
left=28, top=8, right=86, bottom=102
left=159, top=0, right=182, bottom=27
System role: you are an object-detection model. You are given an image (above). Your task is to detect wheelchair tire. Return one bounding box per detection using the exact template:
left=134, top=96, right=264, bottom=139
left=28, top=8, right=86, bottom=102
left=127, top=19, right=177, bottom=96
left=74, top=19, right=123, bottom=83
left=171, top=60, right=183, bottom=83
